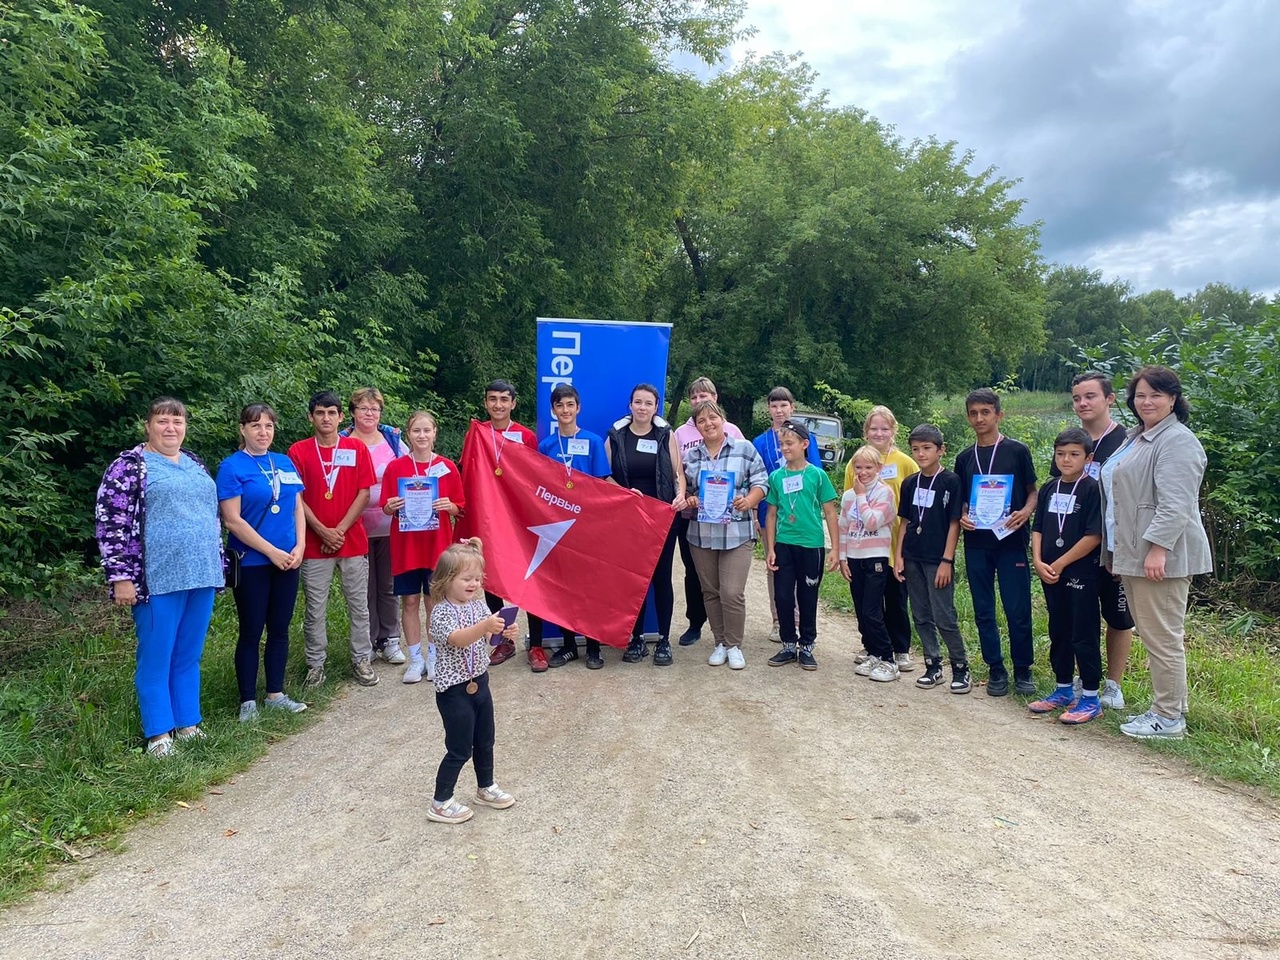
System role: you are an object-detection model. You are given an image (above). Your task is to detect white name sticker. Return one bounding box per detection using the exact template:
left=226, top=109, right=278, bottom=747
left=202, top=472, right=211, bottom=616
left=782, top=474, right=804, bottom=494
left=567, top=438, right=590, bottom=457
left=503, top=430, right=524, bottom=443
left=636, top=439, right=659, bottom=455
left=1050, top=493, right=1077, bottom=515
left=278, top=471, right=303, bottom=486
left=880, top=464, right=899, bottom=480
left=1086, top=462, right=1101, bottom=480
left=913, top=488, right=936, bottom=508
left=333, top=448, right=357, bottom=467
left=427, top=462, right=451, bottom=479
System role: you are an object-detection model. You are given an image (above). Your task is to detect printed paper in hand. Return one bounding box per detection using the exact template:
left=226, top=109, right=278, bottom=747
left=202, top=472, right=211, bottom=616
left=398, top=476, right=439, bottom=532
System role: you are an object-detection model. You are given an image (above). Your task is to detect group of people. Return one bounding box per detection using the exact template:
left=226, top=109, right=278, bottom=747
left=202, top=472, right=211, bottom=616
left=95, top=364, right=1210, bottom=821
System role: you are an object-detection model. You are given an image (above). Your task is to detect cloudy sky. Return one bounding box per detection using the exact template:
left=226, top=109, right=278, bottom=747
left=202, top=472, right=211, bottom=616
left=725, top=0, right=1280, bottom=295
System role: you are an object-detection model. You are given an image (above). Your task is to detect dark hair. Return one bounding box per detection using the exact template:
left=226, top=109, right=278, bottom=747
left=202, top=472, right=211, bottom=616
left=1126, top=365, right=1190, bottom=424
left=1054, top=426, right=1094, bottom=455
left=239, top=403, right=277, bottom=426
left=309, top=390, right=342, bottom=413
left=965, top=388, right=1001, bottom=413
left=908, top=423, right=945, bottom=447
left=1070, top=371, right=1115, bottom=397
left=550, top=383, right=580, bottom=405
left=147, top=396, right=188, bottom=421
left=767, top=386, right=795, bottom=404
left=631, top=382, right=661, bottom=404
left=484, top=379, right=517, bottom=399
left=779, top=418, right=810, bottom=442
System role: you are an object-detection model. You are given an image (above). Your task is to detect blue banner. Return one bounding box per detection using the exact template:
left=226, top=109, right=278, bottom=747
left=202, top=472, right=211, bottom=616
left=535, top=318, right=672, bottom=441
left=536, top=317, right=672, bottom=640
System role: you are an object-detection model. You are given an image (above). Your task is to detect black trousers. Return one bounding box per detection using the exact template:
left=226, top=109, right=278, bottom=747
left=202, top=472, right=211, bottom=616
left=434, top=672, right=495, bottom=802
left=848, top=557, right=894, bottom=661
left=1042, top=571, right=1103, bottom=689
left=673, top=514, right=707, bottom=630
left=634, top=522, right=680, bottom=640
left=233, top=564, right=300, bottom=702
left=775, top=542, right=824, bottom=646
left=884, top=572, right=913, bottom=654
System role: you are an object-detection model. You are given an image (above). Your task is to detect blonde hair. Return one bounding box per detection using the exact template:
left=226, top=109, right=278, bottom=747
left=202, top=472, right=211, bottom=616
left=852, top=444, right=884, bottom=467
left=429, top=538, right=485, bottom=602
left=405, top=409, right=437, bottom=433
left=687, top=377, right=718, bottom=399
left=691, top=400, right=725, bottom=425
left=349, top=386, right=384, bottom=414
left=863, top=405, right=898, bottom=437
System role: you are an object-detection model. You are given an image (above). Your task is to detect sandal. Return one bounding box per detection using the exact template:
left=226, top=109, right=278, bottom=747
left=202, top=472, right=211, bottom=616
left=146, top=734, right=174, bottom=759
left=174, top=726, right=206, bottom=742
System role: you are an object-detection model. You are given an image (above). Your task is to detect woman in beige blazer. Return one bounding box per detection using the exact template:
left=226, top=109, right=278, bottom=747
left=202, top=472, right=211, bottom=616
left=1099, top=366, right=1212, bottom=740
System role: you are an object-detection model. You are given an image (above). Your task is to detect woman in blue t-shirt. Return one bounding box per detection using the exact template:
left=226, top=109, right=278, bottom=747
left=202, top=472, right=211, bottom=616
left=217, top=404, right=308, bottom=723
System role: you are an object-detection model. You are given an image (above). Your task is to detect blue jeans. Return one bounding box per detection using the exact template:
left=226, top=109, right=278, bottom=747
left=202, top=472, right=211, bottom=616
left=132, top=587, right=215, bottom=737
left=963, top=543, right=1033, bottom=671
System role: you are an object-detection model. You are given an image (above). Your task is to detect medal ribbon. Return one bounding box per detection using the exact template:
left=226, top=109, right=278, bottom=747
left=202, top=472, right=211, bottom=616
left=1054, top=475, right=1082, bottom=546
left=314, top=439, right=340, bottom=498
left=914, top=470, right=940, bottom=529
left=250, top=452, right=280, bottom=504
left=556, top=430, right=577, bottom=486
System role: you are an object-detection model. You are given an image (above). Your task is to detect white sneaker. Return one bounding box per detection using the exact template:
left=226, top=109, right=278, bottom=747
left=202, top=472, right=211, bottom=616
left=380, top=639, right=407, bottom=664
left=854, top=656, right=880, bottom=677
left=768, top=624, right=781, bottom=643
left=894, top=652, right=915, bottom=673
left=474, top=783, right=516, bottom=809
left=403, top=657, right=425, bottom=684
left=1100, top=679, right=1126, bottom=710
left=708, top=643, right=728, bottom=666
left=1119, top=710, right=1185, bottom=739
left=870, top=659, right=901, bottom=682
left=854, top=648, right=872, bottom=664
left=727, top=646, right=746, bottom=670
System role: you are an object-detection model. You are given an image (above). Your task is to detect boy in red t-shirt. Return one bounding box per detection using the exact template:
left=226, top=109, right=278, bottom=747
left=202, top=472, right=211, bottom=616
left=288, top=391, right=377, bottom=688
left=459, top=379, right=538, bottom=667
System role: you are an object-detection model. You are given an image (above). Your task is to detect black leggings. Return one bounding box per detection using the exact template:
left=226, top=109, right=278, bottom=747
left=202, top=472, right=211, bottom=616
left=434, top=672, right=495, bottom=802
left=634, top=523, right=680, bottom=640
left=233, top=563, right=300, bottom=701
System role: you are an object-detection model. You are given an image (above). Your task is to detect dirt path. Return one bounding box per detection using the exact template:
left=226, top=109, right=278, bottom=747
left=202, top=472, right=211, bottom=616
left=2, top=556, right=1278, bottom=959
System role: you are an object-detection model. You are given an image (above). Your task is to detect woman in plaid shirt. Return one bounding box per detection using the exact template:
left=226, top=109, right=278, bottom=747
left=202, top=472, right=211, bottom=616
left=682, top=401, right=769, bottom=671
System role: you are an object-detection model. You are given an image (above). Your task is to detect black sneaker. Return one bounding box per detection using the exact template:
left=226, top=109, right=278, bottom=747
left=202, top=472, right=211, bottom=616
left=950, top=661, right=972, bottom=695
left=986, top=664, right=1009, bottom=697
left=768, top=648, right=798, bottom=667
left=586, top=650, right=604, bottom=670
left=622, top=637, right=647, bottom=663
left=549, top=645, right=579, bottom=668
left=798, top=646, right=818, bottom=671
left=915, top=658, right=944, bottom=688
left=653, top=639, right=673, bottom=666
left=678, top=626, right=702, bottom=646
left=1014, top=665, right=1036, bottom=695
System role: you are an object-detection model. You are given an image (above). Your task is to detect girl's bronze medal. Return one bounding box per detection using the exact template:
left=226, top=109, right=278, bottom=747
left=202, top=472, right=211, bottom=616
left=466, top=680, right=478, bottom=694
left=494, top=467, right=502, bottom=476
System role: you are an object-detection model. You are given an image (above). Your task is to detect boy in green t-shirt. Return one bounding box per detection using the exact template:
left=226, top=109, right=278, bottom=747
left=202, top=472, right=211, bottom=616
left=763, top=421, right=840, bottom=670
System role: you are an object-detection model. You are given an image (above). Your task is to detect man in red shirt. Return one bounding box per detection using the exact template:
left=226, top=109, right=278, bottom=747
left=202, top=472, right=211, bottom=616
left=289, top=391, right=378, bottom=687
left=459, top=379, right=537, bottom=666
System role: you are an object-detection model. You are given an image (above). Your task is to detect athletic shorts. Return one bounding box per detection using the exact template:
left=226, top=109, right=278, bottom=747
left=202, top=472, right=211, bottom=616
left=1099, top=571, right=1135, bottom=631
left=393, top=568, right=432, bottom=596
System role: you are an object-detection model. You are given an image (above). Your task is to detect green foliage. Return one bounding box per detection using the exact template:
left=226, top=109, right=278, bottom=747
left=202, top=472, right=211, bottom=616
left=1074, top=308, right=1280, bottom=592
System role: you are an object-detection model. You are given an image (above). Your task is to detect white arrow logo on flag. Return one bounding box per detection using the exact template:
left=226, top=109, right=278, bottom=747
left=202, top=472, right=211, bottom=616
left=525, top=519, right=576, bottom=579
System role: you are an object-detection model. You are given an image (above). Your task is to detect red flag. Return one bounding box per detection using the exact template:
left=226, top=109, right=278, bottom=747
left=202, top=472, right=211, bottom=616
left=460, top=420, right=674, bottom=647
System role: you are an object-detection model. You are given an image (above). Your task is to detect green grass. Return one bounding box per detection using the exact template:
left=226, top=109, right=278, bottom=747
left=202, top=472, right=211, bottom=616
left=821, top=555, right=1280, bottom=796
left=0, top=589, right=348, bottom=905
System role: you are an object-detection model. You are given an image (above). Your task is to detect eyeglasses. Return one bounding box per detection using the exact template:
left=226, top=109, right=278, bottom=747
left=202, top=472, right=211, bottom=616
left=354, top=406, right=382, bottom=414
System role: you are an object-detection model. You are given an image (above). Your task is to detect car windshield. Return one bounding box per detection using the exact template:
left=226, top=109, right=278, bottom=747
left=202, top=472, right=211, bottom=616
left=802, top=418, right=840, bottom=438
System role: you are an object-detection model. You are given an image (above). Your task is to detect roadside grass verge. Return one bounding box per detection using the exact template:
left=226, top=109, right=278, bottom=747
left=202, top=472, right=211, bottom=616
left=820, top=556, right=1280, bottom=797
left=0, top=591, right=344, bottom=906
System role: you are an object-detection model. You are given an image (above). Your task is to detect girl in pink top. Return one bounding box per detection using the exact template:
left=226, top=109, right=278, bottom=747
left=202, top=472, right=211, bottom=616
left=839, top=446, right=899, bottom=681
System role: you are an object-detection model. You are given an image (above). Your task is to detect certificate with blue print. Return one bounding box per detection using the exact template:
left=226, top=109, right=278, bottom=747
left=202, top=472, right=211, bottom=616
left=397, top=476, right=439, bottom=532
left=968, top=474, right=1013, bottom=530
left=697, top=470, right=737, bottom=524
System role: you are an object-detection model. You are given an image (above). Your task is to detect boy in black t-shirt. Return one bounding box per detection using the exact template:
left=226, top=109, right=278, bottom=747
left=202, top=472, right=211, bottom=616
left=954, top=388, right=1039, bottom=697
left=894, top=425, right=970, bottom=693
left=1049, top=371, right=1134, bottom=710
left=1030, top=428, right=1104, bottom=724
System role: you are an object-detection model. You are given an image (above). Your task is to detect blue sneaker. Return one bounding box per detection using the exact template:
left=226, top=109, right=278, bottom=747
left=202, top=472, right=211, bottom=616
left=1060, top=695, right=1103, bottom=725
left=1028, top=686, right=1077, bottom=714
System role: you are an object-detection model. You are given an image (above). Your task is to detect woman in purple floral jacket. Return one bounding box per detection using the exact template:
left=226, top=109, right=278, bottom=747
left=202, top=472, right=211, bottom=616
left=95, top=397, right=224, bottom=758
